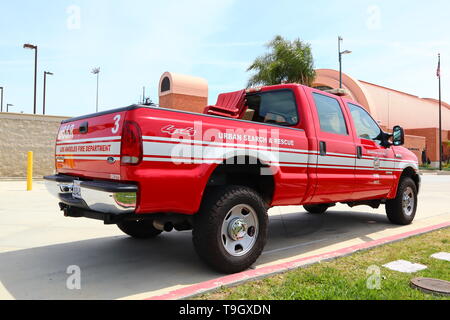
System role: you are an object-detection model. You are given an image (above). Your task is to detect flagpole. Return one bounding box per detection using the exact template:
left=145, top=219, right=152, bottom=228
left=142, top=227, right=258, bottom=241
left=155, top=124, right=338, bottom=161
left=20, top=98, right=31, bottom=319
left=438, top=53, right=442, bottom=171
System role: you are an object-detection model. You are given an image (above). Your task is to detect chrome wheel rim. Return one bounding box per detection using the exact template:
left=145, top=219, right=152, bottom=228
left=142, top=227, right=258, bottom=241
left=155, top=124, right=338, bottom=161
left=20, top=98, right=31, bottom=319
left=221, top=204, right=259, bottom=257
left=402, top=187, right=415, bottom=216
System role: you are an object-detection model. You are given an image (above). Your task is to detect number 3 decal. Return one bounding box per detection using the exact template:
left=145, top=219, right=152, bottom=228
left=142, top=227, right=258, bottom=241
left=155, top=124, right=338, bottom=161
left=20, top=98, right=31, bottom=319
left=112, top=115, right=121, bottom=134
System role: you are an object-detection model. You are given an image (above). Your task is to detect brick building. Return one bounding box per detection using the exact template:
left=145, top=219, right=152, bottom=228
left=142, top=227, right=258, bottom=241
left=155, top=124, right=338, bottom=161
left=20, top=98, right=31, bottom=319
left=158, top=70, right=449, bottom=167
left=158, top=72, right=208, bottom=114
left=313, top=69, right=450, bottom=167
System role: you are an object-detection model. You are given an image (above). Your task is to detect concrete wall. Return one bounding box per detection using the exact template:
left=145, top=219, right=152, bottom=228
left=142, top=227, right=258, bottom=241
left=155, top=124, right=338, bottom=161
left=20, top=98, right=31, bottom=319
left=0, top=113, right=69, bottom=178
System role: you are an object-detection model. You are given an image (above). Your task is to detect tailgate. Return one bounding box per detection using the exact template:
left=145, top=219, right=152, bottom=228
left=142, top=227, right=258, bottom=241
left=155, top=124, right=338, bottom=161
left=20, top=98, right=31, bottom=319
left=55, top=108, right=129, bottom=180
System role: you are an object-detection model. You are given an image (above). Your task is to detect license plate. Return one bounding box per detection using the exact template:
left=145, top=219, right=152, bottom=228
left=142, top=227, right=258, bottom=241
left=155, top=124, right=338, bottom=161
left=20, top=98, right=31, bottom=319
left=72, top=180, right=82, bottom=199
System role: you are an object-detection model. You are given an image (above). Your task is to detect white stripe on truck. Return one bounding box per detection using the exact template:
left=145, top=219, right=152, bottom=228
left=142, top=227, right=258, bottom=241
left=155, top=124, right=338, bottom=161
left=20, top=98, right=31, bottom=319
left=57, top=136, right=121, bottom=145
left=55, top=134, right=418, bottom=172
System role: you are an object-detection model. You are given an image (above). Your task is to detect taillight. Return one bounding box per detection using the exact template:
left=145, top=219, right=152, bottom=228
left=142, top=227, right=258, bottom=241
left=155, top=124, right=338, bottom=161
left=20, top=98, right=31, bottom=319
left=121, top=121, right=143, bottom=165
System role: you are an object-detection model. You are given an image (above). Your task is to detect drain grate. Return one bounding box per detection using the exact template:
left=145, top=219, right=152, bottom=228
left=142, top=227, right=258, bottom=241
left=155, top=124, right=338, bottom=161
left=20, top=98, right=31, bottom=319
left=410, top=277, right=450, bottom=296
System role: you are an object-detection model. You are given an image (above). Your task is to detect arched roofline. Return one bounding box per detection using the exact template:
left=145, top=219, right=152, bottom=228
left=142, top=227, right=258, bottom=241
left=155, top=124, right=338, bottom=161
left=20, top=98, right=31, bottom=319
left=313, top=69, right=378, bottom=121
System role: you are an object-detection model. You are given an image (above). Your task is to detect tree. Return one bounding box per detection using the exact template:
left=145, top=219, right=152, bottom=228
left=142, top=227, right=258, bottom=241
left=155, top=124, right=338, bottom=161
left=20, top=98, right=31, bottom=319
left=247, top=35, right=316, bottom=87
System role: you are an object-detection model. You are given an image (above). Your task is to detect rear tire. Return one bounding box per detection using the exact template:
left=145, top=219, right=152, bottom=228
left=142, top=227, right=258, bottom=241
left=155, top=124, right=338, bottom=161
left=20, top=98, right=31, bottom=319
left=304, top=204, right=329, bottom=214
left=193, top=185, right=268, bottom=274
left=385, top=177, right=417, bottom=225
left=117, top=220, right=162, bottom=239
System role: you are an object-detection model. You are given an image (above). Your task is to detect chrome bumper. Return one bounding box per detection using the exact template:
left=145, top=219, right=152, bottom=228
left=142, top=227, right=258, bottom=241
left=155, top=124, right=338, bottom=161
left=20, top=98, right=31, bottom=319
left=44, top=175, right=137, bottom=214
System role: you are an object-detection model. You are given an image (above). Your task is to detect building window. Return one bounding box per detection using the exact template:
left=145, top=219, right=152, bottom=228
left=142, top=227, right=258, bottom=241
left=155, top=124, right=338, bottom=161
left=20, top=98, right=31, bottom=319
left=312, top=93, right=348, bottom=135
left=161, top=77, right=171, bottom=92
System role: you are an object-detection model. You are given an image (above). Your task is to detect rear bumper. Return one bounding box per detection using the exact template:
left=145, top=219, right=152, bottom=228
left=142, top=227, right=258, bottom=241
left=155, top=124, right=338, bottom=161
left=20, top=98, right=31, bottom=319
left=44, top=174, right=138, bottom=215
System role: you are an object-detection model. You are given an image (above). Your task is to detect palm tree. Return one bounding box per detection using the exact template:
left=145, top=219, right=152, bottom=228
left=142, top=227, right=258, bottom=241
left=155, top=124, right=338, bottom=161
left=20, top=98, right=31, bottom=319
left=247, top=35, right=316, bottom=87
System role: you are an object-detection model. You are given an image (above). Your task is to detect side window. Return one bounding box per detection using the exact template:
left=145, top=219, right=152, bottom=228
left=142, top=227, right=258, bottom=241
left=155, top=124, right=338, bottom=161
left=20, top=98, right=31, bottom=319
left=246, top=90, right=299, bottom=126
left=348, top=103, right=382, bottom=142
left=312, top=93, right=348, bottom=135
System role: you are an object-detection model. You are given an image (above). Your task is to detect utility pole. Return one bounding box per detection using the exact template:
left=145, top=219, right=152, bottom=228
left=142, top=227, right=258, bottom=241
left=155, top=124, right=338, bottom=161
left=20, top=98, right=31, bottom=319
left=23, top=44, right=38, bottom=114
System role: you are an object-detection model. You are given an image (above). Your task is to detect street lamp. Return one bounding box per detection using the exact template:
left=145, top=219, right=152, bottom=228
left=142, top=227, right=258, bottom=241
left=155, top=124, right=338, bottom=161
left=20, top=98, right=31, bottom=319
left=338, top=36, right=352, bottom=89
left=91, top=67, right=100, bottom=113
left=0, top=87, right=3, bottom=112
left=6, top=104, right=14, bottom=113
left=23, top=43, right=38, bottom=114
left=43, top=71, right=54, bottom=115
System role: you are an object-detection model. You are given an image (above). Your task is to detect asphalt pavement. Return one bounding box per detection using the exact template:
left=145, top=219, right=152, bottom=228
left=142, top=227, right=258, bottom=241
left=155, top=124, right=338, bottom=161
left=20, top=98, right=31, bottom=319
left=0, top=175, right=449, bottom=300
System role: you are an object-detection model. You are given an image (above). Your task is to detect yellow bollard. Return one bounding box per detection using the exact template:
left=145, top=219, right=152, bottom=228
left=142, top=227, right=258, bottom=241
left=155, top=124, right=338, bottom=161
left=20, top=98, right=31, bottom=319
left=27, top=151, right=33, bottom=191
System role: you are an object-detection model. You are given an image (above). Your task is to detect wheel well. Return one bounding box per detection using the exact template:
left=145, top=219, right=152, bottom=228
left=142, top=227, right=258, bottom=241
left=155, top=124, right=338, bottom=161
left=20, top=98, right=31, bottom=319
left=206, top=156, right=275, bottom=205
left=401, top=167, right=420, bottom=193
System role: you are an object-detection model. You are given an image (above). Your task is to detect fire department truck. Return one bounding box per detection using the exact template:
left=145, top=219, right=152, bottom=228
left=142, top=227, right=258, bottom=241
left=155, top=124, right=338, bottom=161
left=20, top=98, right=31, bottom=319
left=45, top=84, right=420, bottom=273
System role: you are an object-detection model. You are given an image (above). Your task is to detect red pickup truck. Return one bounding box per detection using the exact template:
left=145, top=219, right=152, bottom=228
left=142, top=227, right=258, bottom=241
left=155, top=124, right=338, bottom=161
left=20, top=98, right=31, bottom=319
left=45, top=84, right=420, bottom=273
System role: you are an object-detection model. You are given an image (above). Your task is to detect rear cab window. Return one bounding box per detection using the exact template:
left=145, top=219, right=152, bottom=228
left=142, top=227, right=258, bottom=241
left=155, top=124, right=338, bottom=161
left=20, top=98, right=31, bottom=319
left=245, top=90, right=299, bottom=127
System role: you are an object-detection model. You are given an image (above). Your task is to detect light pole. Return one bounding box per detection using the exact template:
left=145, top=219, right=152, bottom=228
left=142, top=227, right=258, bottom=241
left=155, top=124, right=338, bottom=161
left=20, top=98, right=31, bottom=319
left=338, top=36, right=352, bottom=89
left=6, top=104, right=13, bottom=113
left=23, top=43, right=38, bottom=114
left=91, top=67, right=100, bottom=113
left=438, top=53, right=442, bottom=171
left=142, top=86, right=146, bottom=104
left=43, top=71, right=54, bottom=115
left=0, top=87, right=3, bottom=112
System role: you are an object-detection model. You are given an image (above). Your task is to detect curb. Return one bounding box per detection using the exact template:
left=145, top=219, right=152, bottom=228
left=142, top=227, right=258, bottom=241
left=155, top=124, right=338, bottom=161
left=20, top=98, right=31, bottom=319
left=419, top=171, right=450, bottom=175
left=145, top=222, right=450, bottom=300
left=0, top=178, right=45, bottom=181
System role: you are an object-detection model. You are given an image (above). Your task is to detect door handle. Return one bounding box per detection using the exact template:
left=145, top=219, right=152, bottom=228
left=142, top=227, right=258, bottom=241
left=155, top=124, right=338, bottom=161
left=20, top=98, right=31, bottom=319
left=356, top=146, right=363, bottom=159
left=320, top=141, right=327, bottom=156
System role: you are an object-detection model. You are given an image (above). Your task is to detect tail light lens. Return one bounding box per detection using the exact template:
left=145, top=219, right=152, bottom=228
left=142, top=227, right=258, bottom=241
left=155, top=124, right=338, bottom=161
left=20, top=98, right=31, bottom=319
left=121, top=121, right=143, bottom=165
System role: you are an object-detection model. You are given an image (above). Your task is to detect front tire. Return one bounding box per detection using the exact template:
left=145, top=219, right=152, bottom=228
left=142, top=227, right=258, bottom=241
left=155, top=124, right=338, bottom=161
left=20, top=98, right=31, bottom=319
left=193, top=186, right=268, bottom=274
left=117, top=220, right=162, bottom=239
left=386, top=177, right=418, bottom=225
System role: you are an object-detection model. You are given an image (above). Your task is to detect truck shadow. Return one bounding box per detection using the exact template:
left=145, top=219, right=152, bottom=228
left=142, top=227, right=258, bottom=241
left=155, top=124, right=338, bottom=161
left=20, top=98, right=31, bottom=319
left=0, top=208, right=405, bottom=300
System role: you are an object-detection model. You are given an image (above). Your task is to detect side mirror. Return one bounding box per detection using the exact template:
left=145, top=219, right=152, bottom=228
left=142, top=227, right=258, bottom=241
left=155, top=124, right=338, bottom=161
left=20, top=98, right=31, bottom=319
left=392, top=126, right=405, bottom=146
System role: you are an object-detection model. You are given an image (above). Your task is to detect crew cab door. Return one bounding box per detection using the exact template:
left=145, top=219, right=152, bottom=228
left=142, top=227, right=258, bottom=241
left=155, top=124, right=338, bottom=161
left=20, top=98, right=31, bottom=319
left=305, top=89, right=356, bottom=203
left=346, top=102, right=396, bottom=198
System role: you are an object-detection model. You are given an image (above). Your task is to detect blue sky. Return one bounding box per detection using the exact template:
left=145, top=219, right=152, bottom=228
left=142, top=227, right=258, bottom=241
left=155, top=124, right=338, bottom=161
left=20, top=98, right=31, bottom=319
left=0, top=0, right=449, bottom=117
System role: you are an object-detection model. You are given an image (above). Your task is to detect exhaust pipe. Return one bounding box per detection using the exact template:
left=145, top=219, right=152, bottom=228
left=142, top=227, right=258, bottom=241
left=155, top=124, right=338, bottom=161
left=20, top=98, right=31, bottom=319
left=153, top=220, right=174, bottom=232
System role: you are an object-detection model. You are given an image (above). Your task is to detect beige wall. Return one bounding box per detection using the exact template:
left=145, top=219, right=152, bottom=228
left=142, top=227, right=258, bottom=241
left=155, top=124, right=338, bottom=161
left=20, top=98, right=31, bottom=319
left=314, top=69, right=450, bottom=167
left=359, top=81, right=450, bottom=131
left=406, top=128, right=450, bottom=162
left=314, top=69, right=450, bottom=131
left=0, top=113, right=69, bottom=178
left=404, top=134, right=426, bottom=165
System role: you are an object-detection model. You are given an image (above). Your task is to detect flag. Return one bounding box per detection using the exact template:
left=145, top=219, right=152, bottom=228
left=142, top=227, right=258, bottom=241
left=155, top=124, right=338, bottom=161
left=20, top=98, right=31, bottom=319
left=437, top=54, right=441, bottom=78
